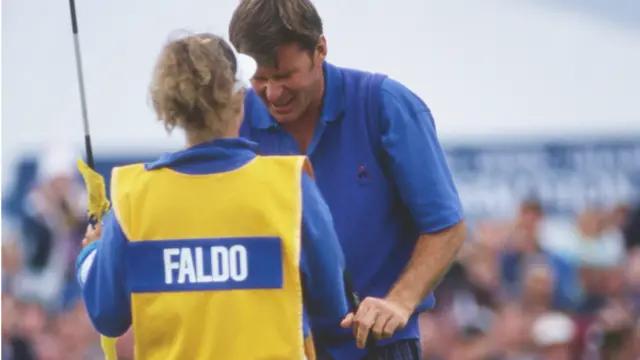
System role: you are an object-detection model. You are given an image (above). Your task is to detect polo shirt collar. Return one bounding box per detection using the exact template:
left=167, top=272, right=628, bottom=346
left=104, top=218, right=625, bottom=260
left=146, top=137, right=258, bottom=170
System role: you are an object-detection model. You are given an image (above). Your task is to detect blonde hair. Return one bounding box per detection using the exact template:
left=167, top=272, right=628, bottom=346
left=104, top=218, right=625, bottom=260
left=150, top=32, right=243, bottom=140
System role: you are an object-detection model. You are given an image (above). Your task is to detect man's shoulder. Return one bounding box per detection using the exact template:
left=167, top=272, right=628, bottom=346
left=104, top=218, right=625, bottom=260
left=374, top=76, right=430, bottom=115
left=334, top=64, right=380, bottom=77
left=333, top=64, right=389, bottom=87
left=379, top=77, right=411, bottom=95
left=332, top=64, right=411, bottom=94
left=330, top=64, right=420, bottom=114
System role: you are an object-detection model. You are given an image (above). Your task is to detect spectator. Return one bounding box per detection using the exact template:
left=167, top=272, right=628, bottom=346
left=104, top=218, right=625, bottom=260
left=500, top=200, right=583, bottom=311
left=435, top=240, right=501, bottom=313
left=13, top=143, right=87, bottom=310
left=561, top=208, right=627, bottom=315
left=575, top=208, right=625, bottom=269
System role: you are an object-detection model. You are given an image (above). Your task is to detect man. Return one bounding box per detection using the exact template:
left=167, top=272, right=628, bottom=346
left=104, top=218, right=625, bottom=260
left=500, top=200, right=582, bottom=311
left=231, top=1, right=466, bottom=358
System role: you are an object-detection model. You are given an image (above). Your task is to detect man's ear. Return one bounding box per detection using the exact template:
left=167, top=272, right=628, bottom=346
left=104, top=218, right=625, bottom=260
left=316, top=35, right=327, bottom=63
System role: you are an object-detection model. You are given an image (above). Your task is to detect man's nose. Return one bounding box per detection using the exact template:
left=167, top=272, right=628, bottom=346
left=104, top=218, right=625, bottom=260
left=264, top=81, right=284, bottom=104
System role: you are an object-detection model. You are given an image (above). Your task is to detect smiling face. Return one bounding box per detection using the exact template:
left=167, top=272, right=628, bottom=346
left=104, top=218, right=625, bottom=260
left=250, top=39, right=326, bottom=124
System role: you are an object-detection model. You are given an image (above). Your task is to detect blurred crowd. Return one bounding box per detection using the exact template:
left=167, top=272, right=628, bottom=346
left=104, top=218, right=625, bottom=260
left=2, top=146, right=103, bottom=360
left=423, top=200, right=640, bottom=360
left=2, top=146, right=640, bottom=360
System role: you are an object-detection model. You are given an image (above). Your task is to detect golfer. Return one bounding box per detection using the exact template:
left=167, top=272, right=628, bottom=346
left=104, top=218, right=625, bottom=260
left=231, top=1, right=467, bottom=358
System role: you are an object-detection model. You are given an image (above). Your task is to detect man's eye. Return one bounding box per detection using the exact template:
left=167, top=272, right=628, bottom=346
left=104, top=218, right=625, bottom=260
left=273, top=74, right=291, bottom=80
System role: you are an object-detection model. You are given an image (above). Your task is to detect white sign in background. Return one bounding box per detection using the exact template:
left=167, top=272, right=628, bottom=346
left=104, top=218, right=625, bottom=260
left=449, top=141, right=640, bottom=219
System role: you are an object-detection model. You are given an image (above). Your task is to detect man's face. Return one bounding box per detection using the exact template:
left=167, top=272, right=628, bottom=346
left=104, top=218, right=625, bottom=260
left=517, top=206, right=542, bottom=231
left=250, top=40, right=326, bottom=124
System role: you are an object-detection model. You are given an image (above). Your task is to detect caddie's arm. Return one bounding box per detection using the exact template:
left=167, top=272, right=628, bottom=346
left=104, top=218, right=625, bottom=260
left=299, top=173, right=350, bottom=325
left=379, top=78, right=466, bottom=311
left=76, top=210, right=132, bottom=337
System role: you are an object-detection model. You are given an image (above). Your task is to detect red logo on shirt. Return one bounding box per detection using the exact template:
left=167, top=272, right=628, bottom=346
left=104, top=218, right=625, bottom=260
left=357, top=165, right=370, bottom=182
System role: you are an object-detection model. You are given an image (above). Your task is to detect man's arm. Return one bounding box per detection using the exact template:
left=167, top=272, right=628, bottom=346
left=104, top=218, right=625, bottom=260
left=76, top=210, right=132, bottom=337
left=345, top=78, right=466, bottom=348
left=299, top=172, right=350, bottom=327
left=379, top=78, right=466, bottom=309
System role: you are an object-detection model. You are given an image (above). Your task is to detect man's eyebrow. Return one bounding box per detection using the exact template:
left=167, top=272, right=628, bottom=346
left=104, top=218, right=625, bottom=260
left=254, top=69, right=296, bottom=80
left=273, top=70, right=295, bottom=78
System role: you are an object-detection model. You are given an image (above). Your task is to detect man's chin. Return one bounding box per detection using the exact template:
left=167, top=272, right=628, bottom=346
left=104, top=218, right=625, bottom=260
left=269, top=111, right=298, bottom=124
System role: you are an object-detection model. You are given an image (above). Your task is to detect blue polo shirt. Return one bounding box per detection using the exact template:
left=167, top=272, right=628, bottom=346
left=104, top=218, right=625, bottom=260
left=76, top=138, right=349, bottom=340
left=241, top=62, right=463, bottom=359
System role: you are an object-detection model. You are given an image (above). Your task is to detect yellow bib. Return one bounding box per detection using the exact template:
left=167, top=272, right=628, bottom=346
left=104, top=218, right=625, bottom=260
left=111, top=155, right=310, bottom=360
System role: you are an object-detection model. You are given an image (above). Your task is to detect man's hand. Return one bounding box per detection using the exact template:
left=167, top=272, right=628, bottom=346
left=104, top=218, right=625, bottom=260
left=82, top=222, right=103, bottom=247
left=340, top=297, right=411, bottom=349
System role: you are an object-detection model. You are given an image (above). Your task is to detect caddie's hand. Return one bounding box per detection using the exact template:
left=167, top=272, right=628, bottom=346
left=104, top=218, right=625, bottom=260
left=340, top=297, right=411, bottom=348
left=82, top=222, right=103, bottom=247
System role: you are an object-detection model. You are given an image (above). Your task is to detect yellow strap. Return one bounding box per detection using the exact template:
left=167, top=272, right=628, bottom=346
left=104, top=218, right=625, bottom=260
left=100, top=335, right=118, bottom=360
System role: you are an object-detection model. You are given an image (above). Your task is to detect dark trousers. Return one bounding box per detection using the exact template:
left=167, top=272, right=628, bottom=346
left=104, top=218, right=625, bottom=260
left=318, top=339, right=421, bottom=360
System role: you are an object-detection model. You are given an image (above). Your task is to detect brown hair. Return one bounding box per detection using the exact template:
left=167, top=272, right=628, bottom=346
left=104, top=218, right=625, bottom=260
left=229, top=0, right=323, bottom=67
left=150, top=32, right=243, bottom=140
left=520, top=199, right=543, bottom=216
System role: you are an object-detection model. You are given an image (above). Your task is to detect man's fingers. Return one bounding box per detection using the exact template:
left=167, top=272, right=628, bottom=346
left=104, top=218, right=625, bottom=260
left=340, top=313, right=354, bottom=328
left=353, top=305, right=378, bottom=349
left=382, top=316, right=403, bottom=338
left=344, top=297, right=411, bottom=348
left=370, top=312, right=393, bottom=340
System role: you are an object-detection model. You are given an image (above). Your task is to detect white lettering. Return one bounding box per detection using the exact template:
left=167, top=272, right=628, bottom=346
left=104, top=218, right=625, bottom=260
left=211, top=246, right=229, bottom=282
left=163, top=248, right=181, bottom=284
left=177, top=248, right=196, bottom=284
left=229, top=245, right=248, bottom=281
left=162, top=245, right=250, bottom=285
left=195, top=247, right=213, bottom=282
